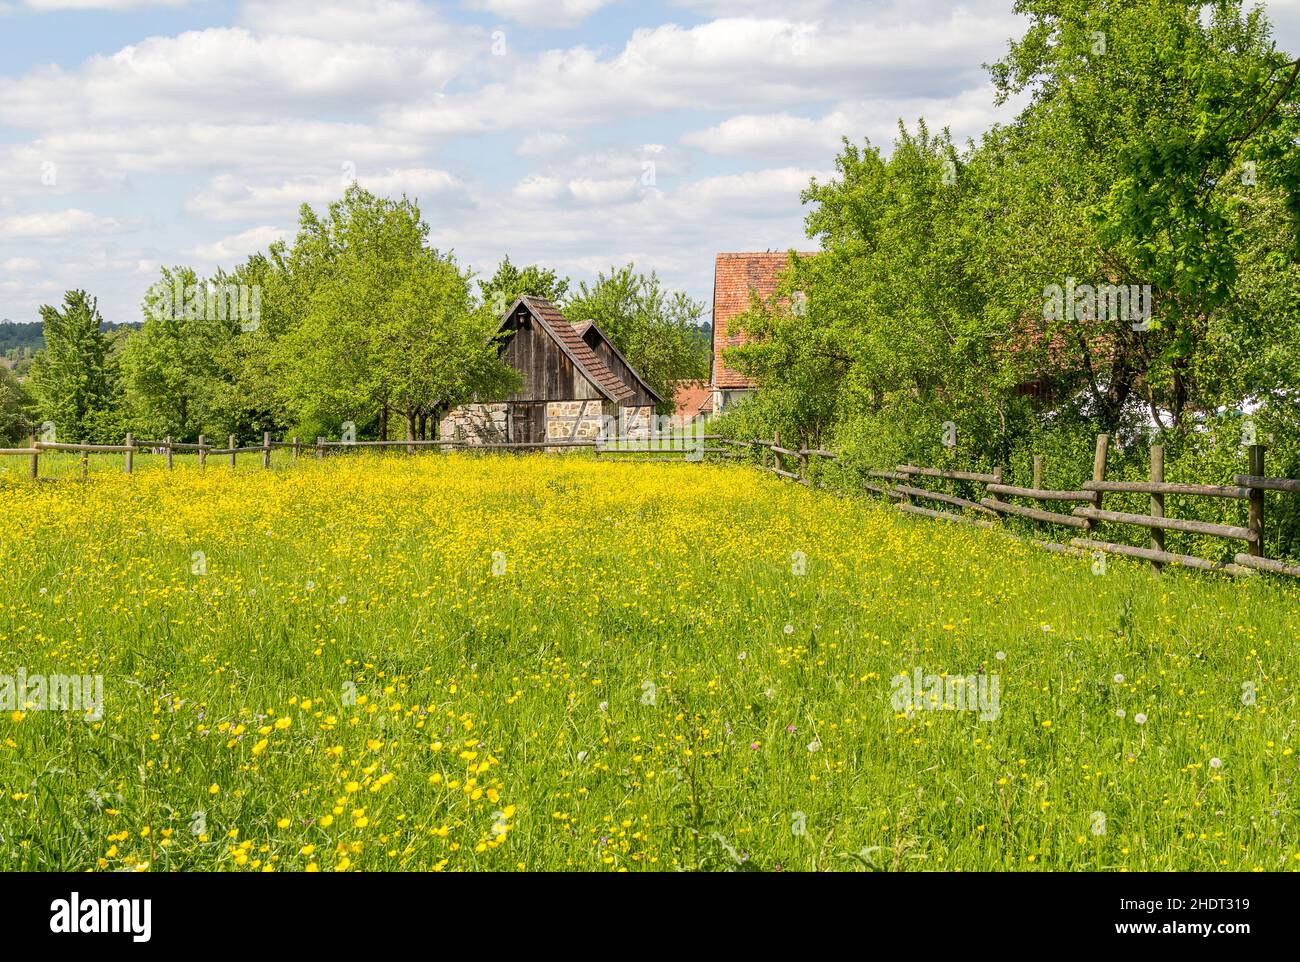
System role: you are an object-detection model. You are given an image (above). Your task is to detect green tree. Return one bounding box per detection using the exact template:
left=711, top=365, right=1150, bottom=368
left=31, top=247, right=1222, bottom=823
left=275, top=185, right=518, bottom=440
left=27, top=290, right=118, bottom=442
left=0, top=364, right=33, bottom=445
left=119, top=266, right=238, bottom=439
left=478, top=256, right=570, bottom=316
left=981, top=0, right=1300, bottom=430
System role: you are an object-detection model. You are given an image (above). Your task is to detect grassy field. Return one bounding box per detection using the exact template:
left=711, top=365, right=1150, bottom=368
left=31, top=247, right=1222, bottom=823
left=0, top=453, right=1297, bottom=871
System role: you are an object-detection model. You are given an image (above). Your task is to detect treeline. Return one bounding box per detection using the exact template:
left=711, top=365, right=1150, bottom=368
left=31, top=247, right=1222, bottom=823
left=0, top=186, right=709, bottom=445
left=716, top=0, right=1300, bottom=500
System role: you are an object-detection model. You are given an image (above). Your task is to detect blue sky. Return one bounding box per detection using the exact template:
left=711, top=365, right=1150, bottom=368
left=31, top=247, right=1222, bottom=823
left=1, top=0, right=1298, bottom=325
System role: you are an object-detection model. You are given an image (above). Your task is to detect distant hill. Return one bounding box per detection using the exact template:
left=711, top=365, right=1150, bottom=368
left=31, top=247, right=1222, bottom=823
left=0, top=321, right=43, bottom=354
left=1, top=319, right=142, bottom=355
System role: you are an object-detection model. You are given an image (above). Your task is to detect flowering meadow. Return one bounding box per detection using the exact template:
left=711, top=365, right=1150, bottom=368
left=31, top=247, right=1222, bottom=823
left=0, top=453, right=1298, bottom=871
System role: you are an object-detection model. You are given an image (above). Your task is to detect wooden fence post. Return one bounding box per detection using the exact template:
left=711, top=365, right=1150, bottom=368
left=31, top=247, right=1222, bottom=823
left=263, top=431, right=271, bottom=469
left=166, top=435, right=174, bottom=470
left=199, top=434, right=207, bottom=470
left=229, top=434, right=237, bottom=470
left=80, top=439, right=88, bottom=480
left=125, top=433, right=134, bottom=474
left=316, top=437, right=324, bottom=460
left=1087, top=434, right=1109, bottom=534
left=1248, top=444, right=1267, bottom=559
left=292, top=436, right=299, bottom=463
left=27, top=433, right=38, bottom=481
left=1149, top=444, right=1165, bottom=571
left=1030, top=455, right=1044, bottom=535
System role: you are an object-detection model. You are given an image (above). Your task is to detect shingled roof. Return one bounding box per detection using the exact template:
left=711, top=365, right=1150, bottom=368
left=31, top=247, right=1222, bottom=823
left=711, top=251, right=816, bottom=390
left=572, top=319, right=664, bottom=404
left=509, top=296, right=635, bottom=403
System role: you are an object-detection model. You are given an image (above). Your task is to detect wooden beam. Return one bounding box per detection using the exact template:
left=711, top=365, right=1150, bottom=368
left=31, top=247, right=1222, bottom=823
left=980, top=498, right=1089, bottom=528
left=1072, top=506, right=1257, bottom=542
left=1072, top=538, right=1255, bottom=576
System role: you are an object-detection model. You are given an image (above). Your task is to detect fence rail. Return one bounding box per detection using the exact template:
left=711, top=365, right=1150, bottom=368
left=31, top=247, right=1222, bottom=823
left=753, top=434, right=1300, bottom=580
left=0, top=431, right=616, bottom=478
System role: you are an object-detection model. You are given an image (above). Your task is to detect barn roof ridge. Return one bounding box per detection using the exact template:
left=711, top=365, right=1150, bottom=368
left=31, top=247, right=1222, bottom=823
left=569, top=316, right=664, bottom=405
left=501, top=295, right=632, bottom=403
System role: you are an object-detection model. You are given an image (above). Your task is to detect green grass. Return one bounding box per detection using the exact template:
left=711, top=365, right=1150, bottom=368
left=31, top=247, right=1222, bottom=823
left=0, top=453, right=1296, bottom=871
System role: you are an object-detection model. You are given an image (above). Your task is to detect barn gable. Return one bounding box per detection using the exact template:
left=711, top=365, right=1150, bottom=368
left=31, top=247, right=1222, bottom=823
left=498, top=296, right=627, bottom=403
left=572, top=319, right=663, bottom=408
left=440, top=296, right=658, bottom=445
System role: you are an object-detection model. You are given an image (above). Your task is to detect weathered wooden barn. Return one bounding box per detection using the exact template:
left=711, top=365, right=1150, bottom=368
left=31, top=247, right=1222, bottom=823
left=439, top=295, right=662, bottom=444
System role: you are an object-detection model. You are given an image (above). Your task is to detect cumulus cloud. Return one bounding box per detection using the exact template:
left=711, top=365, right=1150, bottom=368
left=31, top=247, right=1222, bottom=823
left=185, top=167, right=470, bottom=221
left=0, top=208, right=126, bottom=238
left=464, top=0, right=615, bottom=29
left=186, top=225, right=288, bottom=263
left=0, top=0, right=1044, bottom=322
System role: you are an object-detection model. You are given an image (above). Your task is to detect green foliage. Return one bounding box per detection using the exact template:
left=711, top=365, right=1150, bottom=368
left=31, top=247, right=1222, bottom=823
left=478, top=256, right=570, bottom=315
left=274, top=185, right=518, bottom=439
left=721, top=0, right=1300, bottom=491
left=27, top=291, right=119, bottom=443
left=0, top=364, right=33, bottom=445
left=120, top=266, right=238, bottom=440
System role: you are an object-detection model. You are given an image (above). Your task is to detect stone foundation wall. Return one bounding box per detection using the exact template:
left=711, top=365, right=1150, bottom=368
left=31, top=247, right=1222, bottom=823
left=546, top=400, right=605, bottom=442
left=621, top=405, right=654, bottom=440
left=439, top=403, right=507, bottom=444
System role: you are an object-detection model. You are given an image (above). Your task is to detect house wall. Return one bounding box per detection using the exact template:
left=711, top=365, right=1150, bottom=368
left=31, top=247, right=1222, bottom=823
left=439, top=402, right=508, bottom=443
left=621, top=405, right=654, bottom=440
left=545, top=400, right=605, bottom=442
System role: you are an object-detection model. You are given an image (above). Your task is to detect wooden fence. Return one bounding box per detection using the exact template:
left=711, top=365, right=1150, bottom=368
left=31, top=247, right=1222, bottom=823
left=752, top=435, right=1300, bottom=579
left=0, top=430, right=748, bottom=479
left=0, top=432, right=609, bottom=479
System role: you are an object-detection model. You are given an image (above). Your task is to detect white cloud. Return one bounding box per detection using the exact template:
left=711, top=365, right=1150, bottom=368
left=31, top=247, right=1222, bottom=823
left=0, top=0, right=1041, bottom=323
left=2, top=257, right=40, bottom=271
left=186, top=225, right=288, bottom=263
left=386, top=11, right=1018, bottom=138
left=0, top=27, right=472, bottom=129
left=185, top=167, right=469, bottom=221
left=465, top=0, right=615, bottom=29
left=23, top=0, right=187, bottom=9
left=681, top=84, right=1022, bottom=163
left=0, top=208, right=125, bottom=238
left=516, top=132, right=574, bottom=157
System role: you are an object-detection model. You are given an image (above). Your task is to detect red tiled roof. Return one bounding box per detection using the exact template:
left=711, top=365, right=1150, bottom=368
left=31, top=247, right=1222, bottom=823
left=711, top=251, right=816, bottom=389
left=672, top=380, right=713, bottom=419
left=518, top=296, right=634, bottom=403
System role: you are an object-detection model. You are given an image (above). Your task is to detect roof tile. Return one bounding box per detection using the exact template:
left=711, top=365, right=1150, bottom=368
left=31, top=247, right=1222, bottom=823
left=711, top=251, right=816, bottom=389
